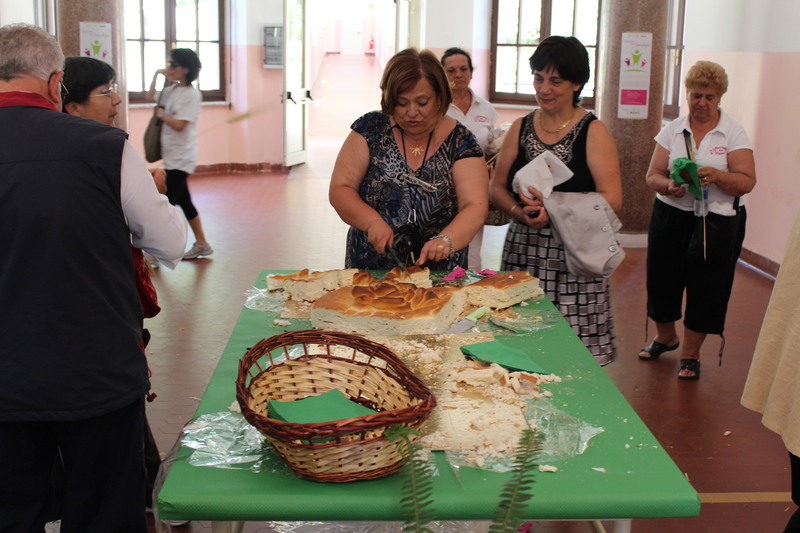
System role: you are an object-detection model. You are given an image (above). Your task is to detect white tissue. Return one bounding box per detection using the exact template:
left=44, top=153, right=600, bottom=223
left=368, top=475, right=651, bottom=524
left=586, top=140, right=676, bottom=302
left=512, top=151, right=573, bottom=199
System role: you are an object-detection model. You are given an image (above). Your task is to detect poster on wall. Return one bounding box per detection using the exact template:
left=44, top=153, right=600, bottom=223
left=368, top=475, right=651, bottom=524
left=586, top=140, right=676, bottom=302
left=79, top=22, right=112, bottom=64
left=618, top=32, right=652, bottom=119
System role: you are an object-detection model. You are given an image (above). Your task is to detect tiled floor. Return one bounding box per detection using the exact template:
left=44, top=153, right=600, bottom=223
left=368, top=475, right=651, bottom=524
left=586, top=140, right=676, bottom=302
left=143, top=54, right=793, bottom=532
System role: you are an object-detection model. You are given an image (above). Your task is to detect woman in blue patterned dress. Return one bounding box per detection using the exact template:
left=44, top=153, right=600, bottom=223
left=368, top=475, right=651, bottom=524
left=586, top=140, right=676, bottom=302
left=489, top=36, right=622, bottom=365
left=329, top=48, right=489, bottom=271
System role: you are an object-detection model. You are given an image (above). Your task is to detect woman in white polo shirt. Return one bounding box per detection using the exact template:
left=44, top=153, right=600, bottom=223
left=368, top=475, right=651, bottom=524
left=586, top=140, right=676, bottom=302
left=640, top=61, right=756, bottom=379
left=441, top=47, right=499, bottom=270
left=147, top=48, right=212, bottom=260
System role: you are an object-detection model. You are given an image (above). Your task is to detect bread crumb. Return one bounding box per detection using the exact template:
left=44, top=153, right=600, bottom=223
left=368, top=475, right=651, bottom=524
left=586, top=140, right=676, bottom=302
left=723, top=430, right=732, bottom=436
left=539, top=465, right=558, bottom=472
left=592, top=467, right=606, bottom=473
left=273, top=319, right=291, bottom=326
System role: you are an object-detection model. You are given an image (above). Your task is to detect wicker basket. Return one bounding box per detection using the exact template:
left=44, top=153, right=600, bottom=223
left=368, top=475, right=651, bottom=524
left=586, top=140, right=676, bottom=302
left=236, top=329, right=436, bottom=482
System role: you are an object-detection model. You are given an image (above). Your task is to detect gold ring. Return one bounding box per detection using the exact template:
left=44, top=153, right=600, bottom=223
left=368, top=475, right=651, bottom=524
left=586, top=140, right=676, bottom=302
left=437, top=245, right=444, bottom=249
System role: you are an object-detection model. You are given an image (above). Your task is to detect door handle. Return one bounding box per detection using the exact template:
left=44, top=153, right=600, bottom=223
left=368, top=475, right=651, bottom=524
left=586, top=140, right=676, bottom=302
left=301, top=89, right=314, bottom=103
left=282, top=91, right=297, bottom=104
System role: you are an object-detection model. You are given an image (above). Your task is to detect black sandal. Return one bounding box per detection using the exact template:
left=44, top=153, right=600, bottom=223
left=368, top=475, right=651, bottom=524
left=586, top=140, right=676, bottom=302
left=639, top=340, right=680, bottom=360
left=678, top=359, right=701, bottom=380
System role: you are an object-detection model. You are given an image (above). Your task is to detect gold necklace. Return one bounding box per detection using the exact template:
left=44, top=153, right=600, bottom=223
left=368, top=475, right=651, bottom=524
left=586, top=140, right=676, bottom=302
left=538, top=107, right=577, bottom=134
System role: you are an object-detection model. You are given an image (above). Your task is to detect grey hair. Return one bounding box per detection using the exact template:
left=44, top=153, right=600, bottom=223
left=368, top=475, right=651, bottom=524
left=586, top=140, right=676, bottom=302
left=0, top=23, right=65, bottom=82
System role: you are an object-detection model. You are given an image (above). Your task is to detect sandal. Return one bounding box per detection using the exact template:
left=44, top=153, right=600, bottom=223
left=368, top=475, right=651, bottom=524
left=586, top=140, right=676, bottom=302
left=639, top=340, right=680, bottom=360
left=678, top=359, right=701, bottom=380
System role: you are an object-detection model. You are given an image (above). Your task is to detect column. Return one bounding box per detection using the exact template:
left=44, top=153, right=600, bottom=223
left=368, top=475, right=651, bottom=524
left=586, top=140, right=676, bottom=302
left=597, top=0, right=670, bottom=235
left=56, top=0, right=128, bottom=131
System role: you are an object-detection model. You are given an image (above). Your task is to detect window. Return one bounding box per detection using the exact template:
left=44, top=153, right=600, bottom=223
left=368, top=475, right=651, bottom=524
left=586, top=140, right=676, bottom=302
left=124, top=0, right=225, bottom=102
left=490, top=0, right=601, bottom=107
left=663, top=0, right=686, bottom=119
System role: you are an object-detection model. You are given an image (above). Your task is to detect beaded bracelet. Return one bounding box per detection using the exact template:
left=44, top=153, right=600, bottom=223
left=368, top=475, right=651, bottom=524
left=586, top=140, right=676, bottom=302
left=430, top=234, right=454, bottom=257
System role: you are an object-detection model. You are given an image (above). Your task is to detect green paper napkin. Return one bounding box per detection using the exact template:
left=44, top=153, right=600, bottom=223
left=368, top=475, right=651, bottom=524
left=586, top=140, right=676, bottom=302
left=460, top=341, right=548, bottom=374
left=267, top=388, right=377, bottom=424
left=670, top=157, right=703, bottom=200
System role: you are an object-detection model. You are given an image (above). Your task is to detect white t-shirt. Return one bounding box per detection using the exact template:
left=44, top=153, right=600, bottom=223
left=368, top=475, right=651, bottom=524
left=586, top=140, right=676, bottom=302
left=654, top=108, right=753, bottom=215
left=158, top=84, right=201, bottom=174
left=446, top=88, right=499, bottom=151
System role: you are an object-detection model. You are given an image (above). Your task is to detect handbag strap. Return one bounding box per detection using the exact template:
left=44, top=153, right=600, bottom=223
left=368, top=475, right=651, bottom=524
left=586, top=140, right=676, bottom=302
left=682, top=129, right=695, bottom=162
left=683, top=128, right=741, bottom=210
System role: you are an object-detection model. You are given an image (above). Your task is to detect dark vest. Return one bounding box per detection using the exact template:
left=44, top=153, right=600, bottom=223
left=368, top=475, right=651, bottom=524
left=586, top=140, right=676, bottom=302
left=0, top=106, right=148, bottom=421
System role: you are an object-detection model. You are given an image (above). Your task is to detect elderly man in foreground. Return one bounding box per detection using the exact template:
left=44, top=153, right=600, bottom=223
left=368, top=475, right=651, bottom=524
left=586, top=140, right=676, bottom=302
left=0, top=23, right=188, bottom=533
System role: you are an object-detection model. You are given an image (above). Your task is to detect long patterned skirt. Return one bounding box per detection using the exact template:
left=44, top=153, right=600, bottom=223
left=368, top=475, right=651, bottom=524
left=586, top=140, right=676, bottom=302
left=502, top=221, right=616, bottom=366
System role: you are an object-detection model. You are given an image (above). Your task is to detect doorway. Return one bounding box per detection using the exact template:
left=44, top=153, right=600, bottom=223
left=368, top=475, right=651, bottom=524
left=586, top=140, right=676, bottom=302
left=289, top=0, right=389, bottom=180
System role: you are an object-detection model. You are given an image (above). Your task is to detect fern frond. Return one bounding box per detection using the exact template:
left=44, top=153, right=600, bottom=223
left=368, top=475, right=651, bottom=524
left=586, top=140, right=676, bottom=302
left=386, top=425, right=436, bottom=533
left=488, top=429, right=543, bottom=533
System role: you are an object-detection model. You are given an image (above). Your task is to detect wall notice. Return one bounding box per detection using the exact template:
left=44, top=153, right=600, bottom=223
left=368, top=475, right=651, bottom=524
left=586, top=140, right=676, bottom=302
left=618, top=32, right=652, bottom=119
left=79, top=22, right=112, bottom=65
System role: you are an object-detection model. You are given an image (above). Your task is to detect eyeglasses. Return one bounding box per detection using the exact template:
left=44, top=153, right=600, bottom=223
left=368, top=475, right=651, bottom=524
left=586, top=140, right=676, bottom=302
left=89, top=84, right=118, bottom=98
left=50, top=72, right=68, bottom=99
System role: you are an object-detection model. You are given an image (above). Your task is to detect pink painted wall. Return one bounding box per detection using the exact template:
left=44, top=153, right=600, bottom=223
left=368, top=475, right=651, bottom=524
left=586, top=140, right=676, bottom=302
left=684, top=51, right=800, bottom=264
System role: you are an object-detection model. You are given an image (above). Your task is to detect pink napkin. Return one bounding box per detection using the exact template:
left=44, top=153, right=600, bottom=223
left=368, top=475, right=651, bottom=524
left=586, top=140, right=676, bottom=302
left=443, top=267, right=467, bottom=281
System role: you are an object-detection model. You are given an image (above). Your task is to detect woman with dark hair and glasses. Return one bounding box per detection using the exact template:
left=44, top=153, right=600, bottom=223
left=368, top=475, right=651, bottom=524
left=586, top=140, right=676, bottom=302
left=490, top=36, right=622, bottom=366
left=146, top=48, right=212, bottom=260
left=59, top=55, right=168, bottom=520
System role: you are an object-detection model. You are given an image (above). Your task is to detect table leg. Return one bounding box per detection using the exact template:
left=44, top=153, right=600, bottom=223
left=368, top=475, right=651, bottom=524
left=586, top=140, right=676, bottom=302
left=211, top=521, right=244, bottom=533
left=609, top=519, right=632, bottom=533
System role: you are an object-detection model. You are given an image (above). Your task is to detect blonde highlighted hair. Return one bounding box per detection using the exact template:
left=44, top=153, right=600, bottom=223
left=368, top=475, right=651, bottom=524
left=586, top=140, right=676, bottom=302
left=684, top=60, right=728, bottom=97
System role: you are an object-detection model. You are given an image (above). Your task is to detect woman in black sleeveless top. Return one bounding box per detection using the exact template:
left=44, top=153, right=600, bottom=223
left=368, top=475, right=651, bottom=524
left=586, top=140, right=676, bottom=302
left=490, top=36, right=622, bottom=366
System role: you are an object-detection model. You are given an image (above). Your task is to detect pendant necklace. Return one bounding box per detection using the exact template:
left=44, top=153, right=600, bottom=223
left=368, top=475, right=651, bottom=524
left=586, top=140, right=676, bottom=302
left=538, top=107, right=577, bottom=134
left=401, top=128, right=434, bottom=161
left=399, top=127, right=436, bottom=193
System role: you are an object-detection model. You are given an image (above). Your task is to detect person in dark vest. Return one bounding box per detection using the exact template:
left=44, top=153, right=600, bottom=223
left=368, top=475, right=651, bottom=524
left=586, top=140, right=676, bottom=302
left=0, top=23, right=188, bottom=533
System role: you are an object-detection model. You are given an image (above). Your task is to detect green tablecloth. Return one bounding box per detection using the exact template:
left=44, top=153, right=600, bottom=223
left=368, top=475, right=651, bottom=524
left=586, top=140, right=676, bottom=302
left=157, top=270, right=700, bottom=522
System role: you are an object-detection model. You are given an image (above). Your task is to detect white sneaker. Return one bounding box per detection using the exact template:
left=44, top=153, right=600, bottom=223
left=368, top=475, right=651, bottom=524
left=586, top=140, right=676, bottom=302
left=183, top=242, right=214, bottom=260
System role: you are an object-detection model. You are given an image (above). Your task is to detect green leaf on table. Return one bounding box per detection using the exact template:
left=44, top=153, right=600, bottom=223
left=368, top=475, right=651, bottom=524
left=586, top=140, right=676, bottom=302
left=489, top=429, right=543, bottom=533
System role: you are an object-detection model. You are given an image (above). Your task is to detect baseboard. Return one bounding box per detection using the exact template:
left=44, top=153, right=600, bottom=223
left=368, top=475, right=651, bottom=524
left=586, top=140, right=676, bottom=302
left=739, top=248, right=779, bottom=278
left=194, top=162, right=291, bottom=176
left=619, top=232, right=779, bottom=278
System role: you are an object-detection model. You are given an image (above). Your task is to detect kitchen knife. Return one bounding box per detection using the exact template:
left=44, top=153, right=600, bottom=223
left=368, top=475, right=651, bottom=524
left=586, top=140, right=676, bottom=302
left=445, top=306, right=491, bottom=334
left=386, top=246, right=409, bottom=275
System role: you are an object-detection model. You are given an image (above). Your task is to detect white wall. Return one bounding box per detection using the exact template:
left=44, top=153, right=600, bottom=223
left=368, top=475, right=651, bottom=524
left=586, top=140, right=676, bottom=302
left=0, top=0, right=36, bottom=26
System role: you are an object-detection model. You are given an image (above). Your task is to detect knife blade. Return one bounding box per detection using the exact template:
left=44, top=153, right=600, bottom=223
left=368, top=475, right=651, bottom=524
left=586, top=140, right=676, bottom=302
left=446, top=306, right=491, bottom=334
left=386, top=246, right=409, bottom=275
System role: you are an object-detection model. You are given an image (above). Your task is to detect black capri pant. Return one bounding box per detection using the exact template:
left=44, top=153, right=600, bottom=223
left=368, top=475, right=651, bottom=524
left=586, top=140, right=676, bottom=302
left=165, top=169, right=198, bottom=221
left=646, top=199, right=746, bottom=335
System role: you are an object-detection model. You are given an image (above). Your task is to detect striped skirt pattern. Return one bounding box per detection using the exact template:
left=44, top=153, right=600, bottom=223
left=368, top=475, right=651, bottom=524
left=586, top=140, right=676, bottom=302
left=501, top=221, right=616, bottom=366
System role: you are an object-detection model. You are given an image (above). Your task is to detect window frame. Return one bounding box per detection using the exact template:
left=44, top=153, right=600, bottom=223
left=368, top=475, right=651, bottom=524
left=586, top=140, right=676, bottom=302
left=663, top=0, right=686, bottom=119
left=125, top=0, right=226, bottom=103
left=489, top=0, right=600, bottom=108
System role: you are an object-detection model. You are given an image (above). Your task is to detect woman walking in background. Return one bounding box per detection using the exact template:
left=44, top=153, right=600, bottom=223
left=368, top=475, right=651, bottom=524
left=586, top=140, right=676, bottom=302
left=147, top=48, right=212, bottom=260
